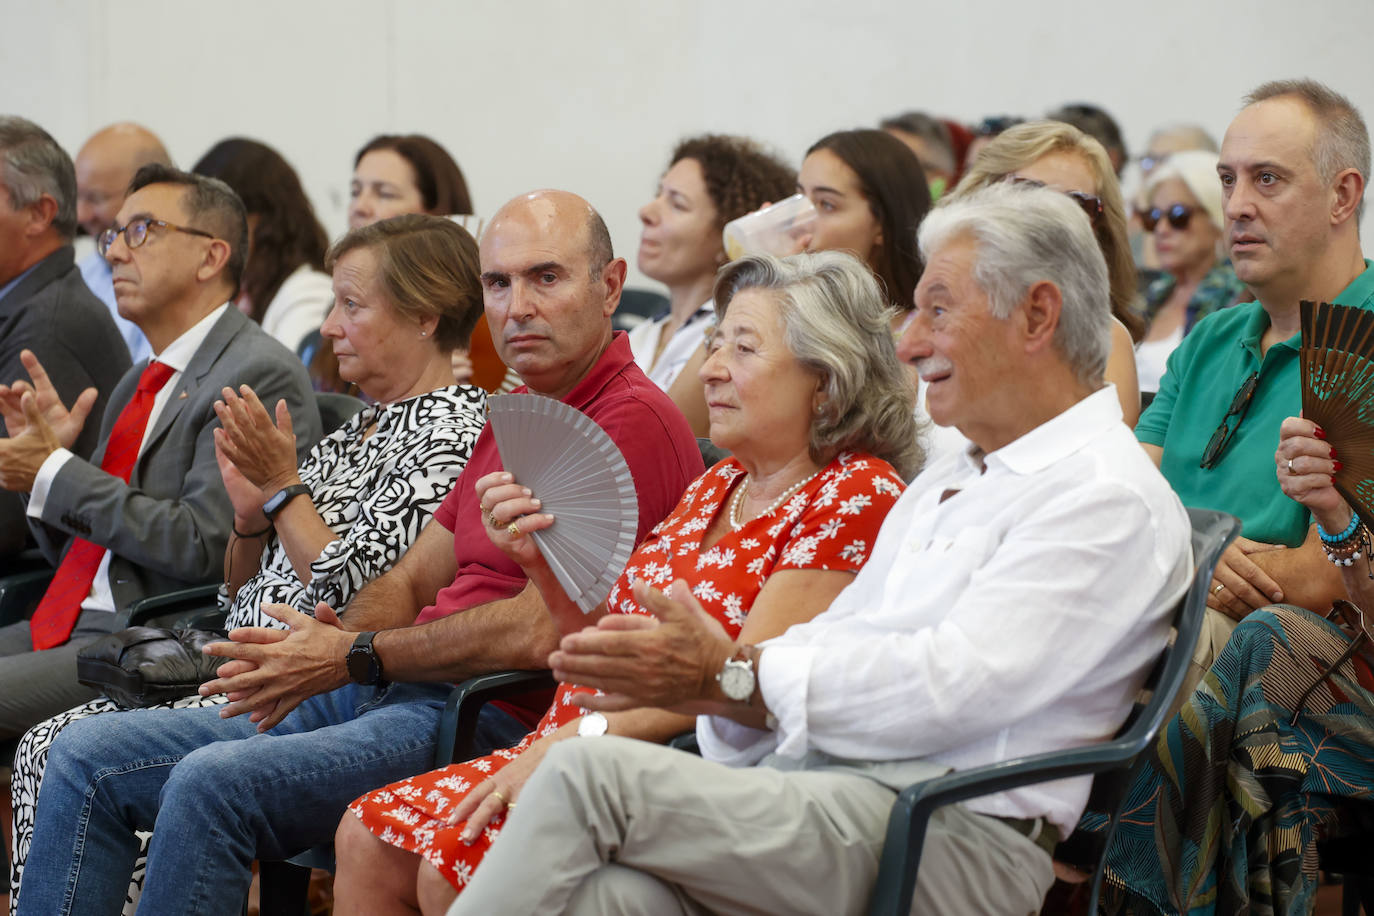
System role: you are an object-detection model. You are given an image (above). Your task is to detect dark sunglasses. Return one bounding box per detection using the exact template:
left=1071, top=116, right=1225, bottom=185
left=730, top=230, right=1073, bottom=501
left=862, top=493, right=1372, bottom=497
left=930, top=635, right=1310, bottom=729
left=1008, top=177, right=1104, bottom=228
left=1199, top=371, right=1258, bottom=469
left=1139, top=203, right=1195, bottom=232
left=1290, top=599, right=1374, bottom=726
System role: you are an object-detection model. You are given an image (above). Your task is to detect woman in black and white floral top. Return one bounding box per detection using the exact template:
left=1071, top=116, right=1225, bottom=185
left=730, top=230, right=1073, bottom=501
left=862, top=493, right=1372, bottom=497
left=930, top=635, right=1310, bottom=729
left=9, top=214, right=491, bottom=914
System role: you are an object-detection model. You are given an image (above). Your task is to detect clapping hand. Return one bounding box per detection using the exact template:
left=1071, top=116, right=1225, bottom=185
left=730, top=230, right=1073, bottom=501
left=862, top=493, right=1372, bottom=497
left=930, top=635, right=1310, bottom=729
left=551, top=579, right=734, bottom=714
left=0, top=349, right=96, bottom=446
left=213, top=385, right=299, bottom=493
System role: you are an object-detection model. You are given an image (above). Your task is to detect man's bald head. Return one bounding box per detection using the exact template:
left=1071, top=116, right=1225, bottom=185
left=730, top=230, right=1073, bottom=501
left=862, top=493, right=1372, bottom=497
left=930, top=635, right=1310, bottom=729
left=478, top=189, right=627, bottom=398
left=75, top=122, right=171, bottom=238
left=485, top=189, right=613, bottom=278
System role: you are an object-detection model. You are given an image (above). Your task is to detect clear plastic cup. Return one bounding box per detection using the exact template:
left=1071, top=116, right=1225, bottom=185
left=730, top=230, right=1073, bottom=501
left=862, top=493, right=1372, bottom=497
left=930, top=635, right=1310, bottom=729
left=721, top=194, right=817, bottom=260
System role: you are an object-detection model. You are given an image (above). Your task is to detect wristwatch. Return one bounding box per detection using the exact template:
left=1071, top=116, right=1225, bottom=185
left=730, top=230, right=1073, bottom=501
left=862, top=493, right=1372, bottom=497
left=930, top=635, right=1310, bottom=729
left=716, top=645, right=757, bottom=702
left=262, top=483, right=312, bottom=520
left=346, top=631, right=386, bottom=686
left=577, top=711, right=609, bottom=737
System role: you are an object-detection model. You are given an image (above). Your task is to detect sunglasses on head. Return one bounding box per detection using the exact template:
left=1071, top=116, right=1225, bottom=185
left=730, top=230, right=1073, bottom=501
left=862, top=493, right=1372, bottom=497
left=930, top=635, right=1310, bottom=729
left=1007, top=177, right=1104, bottom=228
left=1139, top=203, right=1195, bottom=232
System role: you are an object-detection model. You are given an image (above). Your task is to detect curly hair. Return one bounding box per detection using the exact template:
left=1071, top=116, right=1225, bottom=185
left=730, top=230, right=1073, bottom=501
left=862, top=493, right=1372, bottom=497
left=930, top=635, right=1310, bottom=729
left=669, top=135, right=795, bottom=229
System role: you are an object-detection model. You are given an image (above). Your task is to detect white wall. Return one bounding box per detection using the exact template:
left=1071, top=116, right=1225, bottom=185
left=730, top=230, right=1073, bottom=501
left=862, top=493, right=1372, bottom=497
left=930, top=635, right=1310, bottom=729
left=4, top=0, right=1371, bottom=289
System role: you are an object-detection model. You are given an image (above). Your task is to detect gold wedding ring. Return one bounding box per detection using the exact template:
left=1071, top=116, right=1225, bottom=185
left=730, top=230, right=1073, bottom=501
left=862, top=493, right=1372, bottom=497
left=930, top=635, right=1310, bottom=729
left=508, top=522, right=521, bottom=538
left=1213, top=584, right=1225, bottom=595
left=490, top=788, right=509, bottom=807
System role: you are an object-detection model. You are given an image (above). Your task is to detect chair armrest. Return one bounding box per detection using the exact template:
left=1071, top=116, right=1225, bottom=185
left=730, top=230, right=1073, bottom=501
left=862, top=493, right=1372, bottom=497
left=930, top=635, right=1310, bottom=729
left=118, top=584, right=222, bottom=629
left=0, top=569, right=53, bottom=627
left=667, top=729, right=700, bottom=755
left=435, top=670, right=556, bottom=767
left=867, top=741, right=1144, bottom=916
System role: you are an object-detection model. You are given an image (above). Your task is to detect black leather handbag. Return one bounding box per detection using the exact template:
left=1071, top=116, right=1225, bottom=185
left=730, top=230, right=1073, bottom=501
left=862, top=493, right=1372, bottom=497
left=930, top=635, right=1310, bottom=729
left=76, top=627, right=228, bottom=709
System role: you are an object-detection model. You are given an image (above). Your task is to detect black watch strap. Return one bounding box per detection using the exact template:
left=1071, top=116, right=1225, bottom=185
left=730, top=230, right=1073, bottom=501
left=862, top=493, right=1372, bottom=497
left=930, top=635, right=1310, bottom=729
left=346, top=631, right=386, bottom=686
left=262, top=483, right=312, bottom=520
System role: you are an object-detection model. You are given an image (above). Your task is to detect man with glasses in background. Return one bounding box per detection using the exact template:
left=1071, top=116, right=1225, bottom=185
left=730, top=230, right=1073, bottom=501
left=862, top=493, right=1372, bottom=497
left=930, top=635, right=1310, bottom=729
left=1137, top=78, right=1373, bottom=676
left=0, top=117, right=131, bottom=559
left=0, top=162, right=319, bottom=747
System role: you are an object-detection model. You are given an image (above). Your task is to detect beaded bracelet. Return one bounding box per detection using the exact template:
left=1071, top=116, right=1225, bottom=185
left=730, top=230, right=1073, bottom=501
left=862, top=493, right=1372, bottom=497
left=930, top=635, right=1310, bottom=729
left=1318, top=512, right=1361, bottom=544
left=1322, top=521, right=1370, bottom=567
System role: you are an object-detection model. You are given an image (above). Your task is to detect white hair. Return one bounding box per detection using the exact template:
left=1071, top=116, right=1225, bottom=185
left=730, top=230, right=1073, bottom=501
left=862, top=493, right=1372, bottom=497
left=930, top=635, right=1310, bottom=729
left=1145, top=149, right=1225, bottom=233
left=918, top=182, right=1111, bottom=386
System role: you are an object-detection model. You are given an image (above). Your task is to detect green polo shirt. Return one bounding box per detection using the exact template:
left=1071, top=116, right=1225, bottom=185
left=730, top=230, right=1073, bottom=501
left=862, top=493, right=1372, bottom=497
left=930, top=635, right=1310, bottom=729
left=1137, top=260, right=1374, bottom=546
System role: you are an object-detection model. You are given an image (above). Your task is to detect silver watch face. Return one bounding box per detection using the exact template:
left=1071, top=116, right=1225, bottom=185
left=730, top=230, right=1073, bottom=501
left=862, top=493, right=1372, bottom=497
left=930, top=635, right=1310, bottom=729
left=718, top=659, right=755, bottom=701
left=578, top=711, right=609, bottom=737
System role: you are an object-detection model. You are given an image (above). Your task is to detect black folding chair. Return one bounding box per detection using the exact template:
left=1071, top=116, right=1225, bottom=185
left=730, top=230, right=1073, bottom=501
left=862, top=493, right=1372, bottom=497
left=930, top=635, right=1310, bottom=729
left=866, top=507, right=1240, bottom=915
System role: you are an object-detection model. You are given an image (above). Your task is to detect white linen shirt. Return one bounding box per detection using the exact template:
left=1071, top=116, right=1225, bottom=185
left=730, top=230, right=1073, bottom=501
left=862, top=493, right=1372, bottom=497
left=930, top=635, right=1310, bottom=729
left=28, top=304, right=230, bottom=614
left=698, top=386, right=1192, bottom=835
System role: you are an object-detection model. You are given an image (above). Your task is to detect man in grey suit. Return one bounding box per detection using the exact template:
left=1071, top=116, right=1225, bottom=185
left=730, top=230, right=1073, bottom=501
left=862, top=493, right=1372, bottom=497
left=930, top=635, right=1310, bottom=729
left=0, top=163, right=320, bottom=742
left=0, top=116, right=131, bottom=556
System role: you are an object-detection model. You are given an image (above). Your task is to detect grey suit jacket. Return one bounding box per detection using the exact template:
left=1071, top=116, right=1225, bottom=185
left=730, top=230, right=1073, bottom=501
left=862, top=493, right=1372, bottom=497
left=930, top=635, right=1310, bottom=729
left=30, top=306, right=323, bottom=613
left=0, top=246, right=131, bottom=556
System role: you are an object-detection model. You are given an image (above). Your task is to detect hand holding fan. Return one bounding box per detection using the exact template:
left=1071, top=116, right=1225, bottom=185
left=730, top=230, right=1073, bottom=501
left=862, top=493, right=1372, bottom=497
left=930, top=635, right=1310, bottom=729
left=487, top=394, right=638, bottom=612
left=1299, top=299, right=1374, bottom=527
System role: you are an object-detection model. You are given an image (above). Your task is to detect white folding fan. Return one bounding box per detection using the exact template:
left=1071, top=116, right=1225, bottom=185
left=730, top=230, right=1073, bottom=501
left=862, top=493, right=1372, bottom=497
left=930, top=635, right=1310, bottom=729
left=487, top=394, right=639, bottom=612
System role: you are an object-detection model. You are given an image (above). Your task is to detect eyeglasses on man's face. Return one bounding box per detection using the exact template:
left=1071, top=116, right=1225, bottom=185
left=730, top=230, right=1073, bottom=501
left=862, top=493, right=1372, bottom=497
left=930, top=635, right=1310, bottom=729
left=97, top=216, right=217, bottom=259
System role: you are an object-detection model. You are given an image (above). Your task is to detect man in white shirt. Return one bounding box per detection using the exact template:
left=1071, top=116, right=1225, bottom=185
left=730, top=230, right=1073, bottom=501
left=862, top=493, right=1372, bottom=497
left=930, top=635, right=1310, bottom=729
left=73, top=122, right=171, bottom=366
left=0, top=164, right=319, bottom=743
left=447, top=183, right=1193, bottom=915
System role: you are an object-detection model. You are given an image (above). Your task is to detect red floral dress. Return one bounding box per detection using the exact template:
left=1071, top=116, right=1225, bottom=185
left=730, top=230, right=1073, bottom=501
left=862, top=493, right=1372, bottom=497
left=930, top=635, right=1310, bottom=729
left=347, top=452, right=905, bottom=891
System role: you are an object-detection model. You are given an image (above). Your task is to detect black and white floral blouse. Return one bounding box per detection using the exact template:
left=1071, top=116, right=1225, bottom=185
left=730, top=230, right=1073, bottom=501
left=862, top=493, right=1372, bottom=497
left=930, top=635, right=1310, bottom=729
left=228, top=385, right=487, bottom=629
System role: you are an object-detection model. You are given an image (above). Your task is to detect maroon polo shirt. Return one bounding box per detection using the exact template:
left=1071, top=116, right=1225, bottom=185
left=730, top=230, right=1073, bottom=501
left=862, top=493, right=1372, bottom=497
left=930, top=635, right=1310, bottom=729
left=416, top=331, right=704, bottom=724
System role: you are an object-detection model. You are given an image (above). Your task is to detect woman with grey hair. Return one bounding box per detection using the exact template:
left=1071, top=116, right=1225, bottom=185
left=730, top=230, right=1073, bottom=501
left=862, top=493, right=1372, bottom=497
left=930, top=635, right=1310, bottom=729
left=333, top=251, right=919, bottom=915
left=1135, top=150, right=1246, bottom=393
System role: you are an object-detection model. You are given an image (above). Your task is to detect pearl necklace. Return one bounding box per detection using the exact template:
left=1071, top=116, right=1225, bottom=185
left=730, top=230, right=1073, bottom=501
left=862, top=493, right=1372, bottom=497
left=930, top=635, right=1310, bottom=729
left=728, top=469, right=822, bottom=531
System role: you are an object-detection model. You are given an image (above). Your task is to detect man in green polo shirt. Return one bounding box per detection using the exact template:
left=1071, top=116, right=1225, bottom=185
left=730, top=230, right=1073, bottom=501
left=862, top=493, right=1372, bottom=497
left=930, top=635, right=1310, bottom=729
left=1138, top=78, right=1370, bottom=654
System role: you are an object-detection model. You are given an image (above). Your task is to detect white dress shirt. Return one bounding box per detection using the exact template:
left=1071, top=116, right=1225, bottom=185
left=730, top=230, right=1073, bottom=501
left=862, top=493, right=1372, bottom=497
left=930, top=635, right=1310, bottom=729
left=698, top=386, right=1192, bottom=835
left=28, top=304, right=230, bottom=613
left=77, top=250, right=152, bottom=365
left=626, top=301, right=714, bottom=391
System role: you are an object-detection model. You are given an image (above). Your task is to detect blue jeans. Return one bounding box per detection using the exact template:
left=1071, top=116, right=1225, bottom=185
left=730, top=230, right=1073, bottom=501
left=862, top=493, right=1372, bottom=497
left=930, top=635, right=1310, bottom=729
left=18, top=681, right=526, bottom=916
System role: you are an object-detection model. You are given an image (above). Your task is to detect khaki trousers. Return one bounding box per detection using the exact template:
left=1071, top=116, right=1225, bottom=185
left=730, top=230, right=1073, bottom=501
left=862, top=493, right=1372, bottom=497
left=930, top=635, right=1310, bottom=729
left=448, top=735, right=1054, bottom=916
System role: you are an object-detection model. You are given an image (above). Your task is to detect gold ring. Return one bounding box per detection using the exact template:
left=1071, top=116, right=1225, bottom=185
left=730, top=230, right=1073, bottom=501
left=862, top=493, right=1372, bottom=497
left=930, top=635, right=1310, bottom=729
left=1287, top=458, right=1294, bottom=473
left=483, top=508, right=497, bottom=528
left=506, top=803, right=516, bottom=812
left=508, top=522, right=521, bottom=538
left=1213, top=584, right=1225, bottom=594
left=490, top=789, right=508, bottom=807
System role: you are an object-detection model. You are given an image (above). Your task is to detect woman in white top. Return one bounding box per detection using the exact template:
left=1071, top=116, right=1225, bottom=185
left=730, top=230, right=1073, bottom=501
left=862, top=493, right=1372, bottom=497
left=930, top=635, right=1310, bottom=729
left=191, top=138, right=333, bottom=353
left=1134, top=150, right=1245, bottom=394
left=632, top=135, right=795, bottom=434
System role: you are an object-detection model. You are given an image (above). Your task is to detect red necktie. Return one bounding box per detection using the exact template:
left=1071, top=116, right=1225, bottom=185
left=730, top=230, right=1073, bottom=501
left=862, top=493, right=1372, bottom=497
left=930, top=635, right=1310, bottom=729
left=30, top=361, right=177, bottom=650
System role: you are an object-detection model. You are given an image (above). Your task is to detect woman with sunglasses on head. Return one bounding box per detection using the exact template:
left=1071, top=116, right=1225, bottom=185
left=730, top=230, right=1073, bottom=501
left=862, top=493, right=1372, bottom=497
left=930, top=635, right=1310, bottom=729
left=954, top=120, right=1145, bottom=425
left=1135, top=151, right=1247, bottom=394
left=1097, top=416, right=1374, bottom=916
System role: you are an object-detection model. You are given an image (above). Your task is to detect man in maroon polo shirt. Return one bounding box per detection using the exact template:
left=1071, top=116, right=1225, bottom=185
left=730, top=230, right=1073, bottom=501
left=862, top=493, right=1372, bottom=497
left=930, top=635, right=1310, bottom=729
left=25, top=189, right=703, bottom=914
